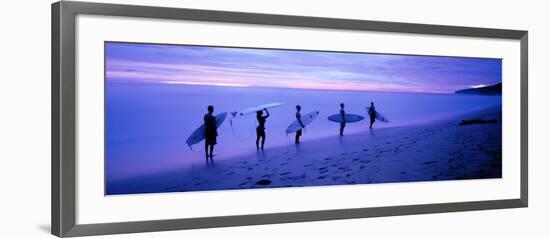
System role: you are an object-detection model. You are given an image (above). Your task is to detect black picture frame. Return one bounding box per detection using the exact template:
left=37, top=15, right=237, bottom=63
left=52, top=1, right=528, bottom=237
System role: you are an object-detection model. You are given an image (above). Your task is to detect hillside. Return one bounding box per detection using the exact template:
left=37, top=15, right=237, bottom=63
left=455, top=83, right=502, bottom=95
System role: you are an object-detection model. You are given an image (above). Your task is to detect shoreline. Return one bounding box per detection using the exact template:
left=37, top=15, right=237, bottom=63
left=107, top=106, right=502, bottom=195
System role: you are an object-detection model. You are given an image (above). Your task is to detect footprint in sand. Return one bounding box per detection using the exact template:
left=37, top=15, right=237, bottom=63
left=226, top=171, right=235, bottom=176
left=423, top=161, right=438, bottom=165
left=304, top=164, right=313, bottom=167
left=280, top=172, right=291, bottom=176
left=317, top=175, right=326, bottom=180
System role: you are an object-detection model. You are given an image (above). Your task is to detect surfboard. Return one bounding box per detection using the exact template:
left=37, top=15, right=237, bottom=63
left=327, top=114, right=365, bottom=123
left=366, top=107, right=389, bottom=123
left=285, top=111, right=319, bottom=135
left=185, top=112, right=228, bottom=147
left=375, top=111, right=389, bottom=123
left=231, top=102, right=285, bottom=117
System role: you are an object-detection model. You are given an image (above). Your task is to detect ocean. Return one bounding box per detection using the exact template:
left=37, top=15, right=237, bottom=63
left=105, top=82, right=501, bottom=183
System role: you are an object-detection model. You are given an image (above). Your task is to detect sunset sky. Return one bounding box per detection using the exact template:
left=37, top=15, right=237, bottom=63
left=105, top=42, right=502, bottom=93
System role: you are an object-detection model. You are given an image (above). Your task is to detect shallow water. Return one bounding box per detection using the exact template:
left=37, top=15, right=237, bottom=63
left=106, top=82, right=501, bottom=182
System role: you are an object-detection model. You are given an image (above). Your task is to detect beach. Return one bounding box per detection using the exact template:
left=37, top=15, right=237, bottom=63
left=107, top=105, right=502, bottom=195
left=105, top=83, right=502, bottom=182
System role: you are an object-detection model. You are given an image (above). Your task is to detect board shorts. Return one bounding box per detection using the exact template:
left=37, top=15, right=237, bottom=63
left=369, top=113, right=376, bottom=122
left=205, top=129, right=217, bottom=145
left=256, top=127, right=266, bottom=138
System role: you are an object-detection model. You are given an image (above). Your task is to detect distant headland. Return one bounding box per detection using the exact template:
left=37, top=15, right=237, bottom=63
left=455, top=83, right=502, bottom=95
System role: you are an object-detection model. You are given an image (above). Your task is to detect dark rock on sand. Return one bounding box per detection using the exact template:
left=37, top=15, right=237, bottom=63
left=256, top=179, right=272, bottom=185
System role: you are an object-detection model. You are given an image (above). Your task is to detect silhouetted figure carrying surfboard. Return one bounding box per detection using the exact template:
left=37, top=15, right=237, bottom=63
left=256, top=109, right=270, bottom=150
left=204, top=105, right=218, bottom=161
left=368, top=102, right=376, bottom=129
left=339, top=103, right=346, bottom=136
left=295, top=105, right=305, bottom=144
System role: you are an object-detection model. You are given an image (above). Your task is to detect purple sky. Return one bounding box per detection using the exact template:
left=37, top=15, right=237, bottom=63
left=105, top=42, right=502, bottom=93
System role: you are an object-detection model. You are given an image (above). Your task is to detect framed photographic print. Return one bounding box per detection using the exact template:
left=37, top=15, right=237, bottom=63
left=52, top=1, right=528, bottom=237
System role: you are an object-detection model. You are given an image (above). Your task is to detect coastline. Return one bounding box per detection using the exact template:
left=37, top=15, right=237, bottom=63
left=107, top=106, right=502, bottom=195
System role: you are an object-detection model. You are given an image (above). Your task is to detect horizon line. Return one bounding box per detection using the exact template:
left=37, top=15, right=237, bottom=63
left=106, top=79, right=504, bottom=95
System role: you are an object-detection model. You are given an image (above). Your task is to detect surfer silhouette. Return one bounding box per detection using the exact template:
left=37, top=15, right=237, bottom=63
left=339, top=103, right=346, bottom=136
left=256, top=109, right=270, bottom=150
left=368, top=102, right=376, bottom=129
left=204, top=105, right=217, bottom=161
left=295, top=105, right=305, bottom=144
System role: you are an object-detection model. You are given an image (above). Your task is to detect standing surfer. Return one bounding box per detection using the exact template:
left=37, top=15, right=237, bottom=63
left=295, top=105, right=305, bottom=144
left=368, top=102, right=376, bottom=129
left=339, top=103, right=346, bottom=136
left=204, top=105, right=218, bottom=161
left=256, top=108, right=270, bottom=150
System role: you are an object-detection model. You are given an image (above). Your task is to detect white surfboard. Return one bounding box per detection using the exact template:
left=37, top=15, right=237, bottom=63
left=375, top=112, right=389, bottom=123
left=185, top=112, right=228, bottom=147
left=231, top=102, right=285, bottom=117
left=366, top=107, right=390, bottom=123
left=285, top=111, right=319, bottom=135
left=327, top=113, right=365, bottom=123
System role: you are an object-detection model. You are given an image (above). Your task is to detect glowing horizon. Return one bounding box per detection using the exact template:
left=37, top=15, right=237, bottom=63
left=105, top=42, right=502, bottom=93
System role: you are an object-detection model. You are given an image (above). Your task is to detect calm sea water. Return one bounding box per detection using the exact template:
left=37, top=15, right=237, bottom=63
left=106, top=82, right=501, bottom=182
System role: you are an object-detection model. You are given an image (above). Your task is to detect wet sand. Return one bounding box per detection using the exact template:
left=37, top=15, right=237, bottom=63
left=107, top=106, right=502, bottom=195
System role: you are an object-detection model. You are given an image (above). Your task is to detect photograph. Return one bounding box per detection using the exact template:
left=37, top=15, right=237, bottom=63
left=104, top=42, right=503, bottom=195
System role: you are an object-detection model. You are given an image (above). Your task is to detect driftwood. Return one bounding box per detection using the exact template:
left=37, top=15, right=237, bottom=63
left=458, top=119, right=497, bottom=126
